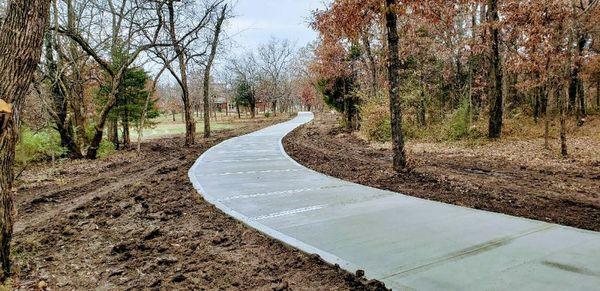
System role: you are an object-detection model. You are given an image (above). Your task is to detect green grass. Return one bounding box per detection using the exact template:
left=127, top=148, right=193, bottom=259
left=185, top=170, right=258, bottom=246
left=133, top=113, right=247, bottom=140
left=133, top=122, right=236, bottom=140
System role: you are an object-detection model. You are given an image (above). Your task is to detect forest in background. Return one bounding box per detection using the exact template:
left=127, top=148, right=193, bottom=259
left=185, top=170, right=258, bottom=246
left=300, top=0, right=600, bottom=168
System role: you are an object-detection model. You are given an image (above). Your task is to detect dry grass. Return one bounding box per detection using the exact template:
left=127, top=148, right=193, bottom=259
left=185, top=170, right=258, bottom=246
left=357, top=114, right=600, bottom=170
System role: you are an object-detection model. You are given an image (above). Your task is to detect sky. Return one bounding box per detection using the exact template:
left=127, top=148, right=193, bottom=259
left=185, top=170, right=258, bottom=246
left=224, top=0, right=326, bottom=54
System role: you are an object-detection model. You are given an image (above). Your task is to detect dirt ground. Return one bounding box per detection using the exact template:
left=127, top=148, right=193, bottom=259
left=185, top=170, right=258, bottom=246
left=283, top=113, right=600, bottom=232
left=11, top=116, right=386, bottom=290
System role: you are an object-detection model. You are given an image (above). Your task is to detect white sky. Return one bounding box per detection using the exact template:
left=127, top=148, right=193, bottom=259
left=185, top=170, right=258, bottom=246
left=224, top=0, right=326, bottom=54
left=153, top=0, right=327, bottom=85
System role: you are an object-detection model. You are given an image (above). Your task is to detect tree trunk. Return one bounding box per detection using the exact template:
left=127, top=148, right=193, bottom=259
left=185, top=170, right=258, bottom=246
left=543, top=84, right=550, bottom=150
left=568, top=72, right=578, bottom=114
left=596, top=80, right=600, bottom=111
left=108, top=118, right=119, bottom=150
left=577, top=81, right=585, bottom=117
left=558, top=85, right=567, bottom=157
left=203, top=5, right=227, bottom=139
left=272, top=100, right=277, bottom=117
left=533, top=86, right=541, bottom=122
left=122, top=113, right=130, bottom=148
left=236, top=104, right=241, bottom=119
left=44, top=31, right=82, bottom=158
left=166, top=1, right=195, bottom=146
left=65, top=0, right=87, bottom=152
left=183, top=98, right=195, bottom=145
left=468, top=2, right=478, bottom=123
left=507, top=71, right=519, bottom=110
left=544, top=113, right=550, bottom=150
left=487, top=0, right=503, bottom=139
left=0, top=0, right=51, bottom=282
left=385, top=0, right=407, bottom=171
left=346, top=98, right=353, bottom=130
left=360, top=32, right=378, bottom=95
left=568, top=35, right=587, bottom=116
left=86, top=79, right=121, bottom=159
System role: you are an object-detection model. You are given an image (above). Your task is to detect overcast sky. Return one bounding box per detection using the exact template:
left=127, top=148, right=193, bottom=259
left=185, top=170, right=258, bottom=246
left=224, top=0, right=326, bottom=54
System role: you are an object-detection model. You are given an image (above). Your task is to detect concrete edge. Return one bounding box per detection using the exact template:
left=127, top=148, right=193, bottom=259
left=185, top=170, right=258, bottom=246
left=187, top=115, right=363, bottom=277
left=188, top=112, right=600, bottom=287
left=278, top=113, right=600, bottom=237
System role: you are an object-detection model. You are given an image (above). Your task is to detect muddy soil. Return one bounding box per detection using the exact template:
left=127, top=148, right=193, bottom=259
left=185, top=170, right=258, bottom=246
left=13, top=117, right=386, bottom=290
left=283, top=113, right=600, bottom=232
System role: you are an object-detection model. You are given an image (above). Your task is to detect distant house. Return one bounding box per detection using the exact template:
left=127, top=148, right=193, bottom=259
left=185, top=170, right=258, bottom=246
left=214, top=95, right=228, bottom=111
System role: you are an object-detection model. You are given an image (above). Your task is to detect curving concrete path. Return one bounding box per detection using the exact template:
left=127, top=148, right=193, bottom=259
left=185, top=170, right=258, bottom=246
left=189, top=112, right=600, bottom=290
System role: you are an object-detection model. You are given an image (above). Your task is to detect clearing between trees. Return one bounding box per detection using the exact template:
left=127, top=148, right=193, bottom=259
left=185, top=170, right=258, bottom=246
left=11, top=117, right=379, bottom=290
left=284, top=113, right=600, bottom=232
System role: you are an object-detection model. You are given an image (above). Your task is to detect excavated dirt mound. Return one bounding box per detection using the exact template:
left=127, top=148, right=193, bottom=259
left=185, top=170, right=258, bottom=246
left=13, top=117, right=387, bottom=290
left=283, top=113, right=600, bottom=232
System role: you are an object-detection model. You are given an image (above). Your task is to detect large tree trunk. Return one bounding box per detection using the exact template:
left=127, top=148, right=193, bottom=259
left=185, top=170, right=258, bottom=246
left=487, top=0, right=503, bottom=138
left=385, top=0, right=407, bottom=171
left=0, top=0, right=51, bottom=282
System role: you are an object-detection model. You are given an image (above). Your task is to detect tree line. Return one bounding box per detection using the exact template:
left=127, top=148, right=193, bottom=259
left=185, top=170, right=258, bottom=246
left=308, top=0, right=599, bottom=171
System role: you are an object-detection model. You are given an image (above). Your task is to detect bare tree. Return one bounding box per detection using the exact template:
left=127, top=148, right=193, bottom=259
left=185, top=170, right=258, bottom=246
left=0, top=0, right=51, bottom=282
left=203, top=3, right=227, bottom=138
left=256, top=38, right=295, bottom=115
left=227, top=53, right=260, bottom=117
left=149, top=0, right=226, bottom=145
left=58, top=0, right=167, bottom=158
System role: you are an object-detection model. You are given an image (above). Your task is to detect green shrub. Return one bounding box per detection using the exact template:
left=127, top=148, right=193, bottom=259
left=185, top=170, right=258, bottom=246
left=98, top=140, right=116, bottom=158
left=360, top=99, right=392, bottom=142
left=16, top=128, right=66, bottom=167
left=264, top=112, right=271, bottom=118
left=444, top=99, right=483, bottom=141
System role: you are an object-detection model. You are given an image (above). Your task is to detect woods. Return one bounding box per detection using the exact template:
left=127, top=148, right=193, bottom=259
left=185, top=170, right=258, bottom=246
left=310, top=0, right=600, bottom=170
left=0, top=0, right=234, bottom=283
